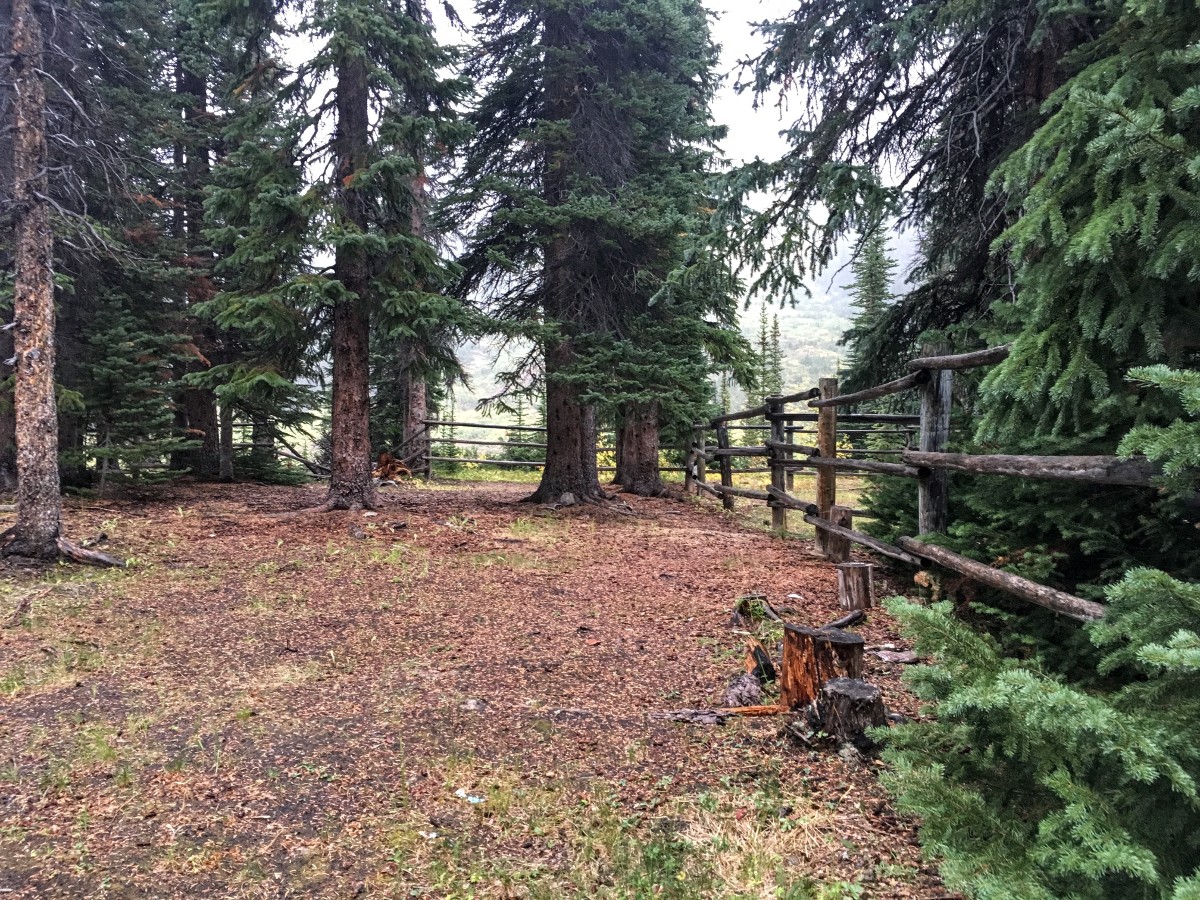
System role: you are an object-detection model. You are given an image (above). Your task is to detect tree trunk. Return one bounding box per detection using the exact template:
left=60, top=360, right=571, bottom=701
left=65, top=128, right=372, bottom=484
left=531, top=339, right=602, bottom=504
left=250, top=415, right=273, bottom=466
left=4, top=0, right=60, bottom=557
left=218, top=404, right=234, bottom=482
left=325, top=45, right=377, bottom=511
left=0, top=0, right=14, bottom=493
left=178, top=388, right=220, bottom=478
left=404, top=371, right=428, bottom=472
left=617, top=401, right=663, bottom=496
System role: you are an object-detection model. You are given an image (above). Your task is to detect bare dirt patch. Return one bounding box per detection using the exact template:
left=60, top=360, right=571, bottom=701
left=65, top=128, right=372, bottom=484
left=0, top=481, right=951, bottom=898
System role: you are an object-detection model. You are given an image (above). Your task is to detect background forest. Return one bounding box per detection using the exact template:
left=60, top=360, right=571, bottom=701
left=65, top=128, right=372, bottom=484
left=2, top=0, right=1199, bottom=898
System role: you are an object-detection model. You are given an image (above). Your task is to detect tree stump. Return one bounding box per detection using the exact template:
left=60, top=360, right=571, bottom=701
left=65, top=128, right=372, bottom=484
left=836, top=562, right=875, bottom=610
left=818, top=677, right=886, bottom=748
left=780, top=625, right=865, bottom=709
left=822, top=505, right=854, bottom=562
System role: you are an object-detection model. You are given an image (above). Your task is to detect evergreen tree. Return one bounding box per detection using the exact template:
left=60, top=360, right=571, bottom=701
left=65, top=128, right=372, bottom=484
left=203, top=0, right=469, bottom=510
left=451, top=0, right=742, bottom=501
left=840, top=226, right=896, bottom=382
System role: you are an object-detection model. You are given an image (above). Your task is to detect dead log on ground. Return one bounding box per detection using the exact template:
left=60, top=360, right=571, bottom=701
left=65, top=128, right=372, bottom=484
left=820, top=609, right=866, bottom=630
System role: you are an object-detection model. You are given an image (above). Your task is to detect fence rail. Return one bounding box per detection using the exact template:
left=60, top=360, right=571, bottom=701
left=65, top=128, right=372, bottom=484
left=683, top=345, right=1164, bottom=622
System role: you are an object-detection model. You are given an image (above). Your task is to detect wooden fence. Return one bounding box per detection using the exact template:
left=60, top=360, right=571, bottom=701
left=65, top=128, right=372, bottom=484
left=683, top=344, right=1162, bottom=622
left=416, top=420, right=689, bottom=477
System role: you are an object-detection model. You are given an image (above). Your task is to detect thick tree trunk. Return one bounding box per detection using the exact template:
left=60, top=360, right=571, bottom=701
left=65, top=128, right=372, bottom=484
left=530, top=339, right=602, bottom=504
left=617, top=401, right=663, bottom=496
left=178, top=388, right=220, bottom=478
left=324, top=46, right=377, bottom=511
left=5, top=0, right=60, bottom=557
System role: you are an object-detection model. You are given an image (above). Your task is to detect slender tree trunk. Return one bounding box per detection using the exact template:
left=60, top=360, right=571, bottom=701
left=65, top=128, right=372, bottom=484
left=250, top=415, right=273, bottom=466
left=218, top=404, right=234, bottom=481
left=404, top=372, right=428, bottom=471
left=4, top=0, right=60, bottom=557
left=617, top=401, right=663, bottom=496
left=612, top=418, right=626, bottom=485
left=325, top=45, right=377, bottom=510
left=0, top=0, right=15, bottom=492
left=0, top=326, right=15, bottom=492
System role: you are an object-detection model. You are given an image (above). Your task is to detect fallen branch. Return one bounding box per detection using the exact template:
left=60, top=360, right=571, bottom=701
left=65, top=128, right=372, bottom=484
left=820, top=610, right=866, bottom=630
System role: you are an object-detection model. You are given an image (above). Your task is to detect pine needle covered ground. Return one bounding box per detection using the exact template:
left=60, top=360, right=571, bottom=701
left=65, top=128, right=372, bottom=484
left=0, top=482, right=951, bottom=898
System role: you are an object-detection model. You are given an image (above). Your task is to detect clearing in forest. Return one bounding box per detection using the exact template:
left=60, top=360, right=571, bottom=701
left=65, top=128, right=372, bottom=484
left=0, top=482, right=953, bottom=898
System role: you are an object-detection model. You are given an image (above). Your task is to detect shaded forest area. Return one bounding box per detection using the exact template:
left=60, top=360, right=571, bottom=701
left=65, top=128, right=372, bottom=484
left=2, top=0, right=1200, bottom=898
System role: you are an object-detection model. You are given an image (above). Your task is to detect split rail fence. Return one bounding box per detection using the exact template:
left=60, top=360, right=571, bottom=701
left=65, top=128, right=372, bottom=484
left=684, top=343, right=1162, bottom=623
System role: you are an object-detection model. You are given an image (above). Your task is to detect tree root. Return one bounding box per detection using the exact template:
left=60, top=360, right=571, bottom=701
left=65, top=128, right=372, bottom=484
left=272, top=496, right=378, bottom=520
left=56, top=537, right=125, bottom=568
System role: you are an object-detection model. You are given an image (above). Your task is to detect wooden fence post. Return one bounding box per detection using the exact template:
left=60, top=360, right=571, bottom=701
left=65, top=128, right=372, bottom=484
left=785, top=425, right=796, bottom=491
left=695, top=424, right=707, bottom=491
left=716, top=424, right=735, bottom=510
left=768, top=399, right=787, bottom=531
left=815, top=377, right=838, bottom=555
left=918, top=361, right=952, bottom=534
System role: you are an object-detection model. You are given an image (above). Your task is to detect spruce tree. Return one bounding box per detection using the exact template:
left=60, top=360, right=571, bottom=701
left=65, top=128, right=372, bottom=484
left=840, top=226, right=896, bottom=383
left=203, top=0, right=468, bottom=510
left=452, top=0, right=742, bottom=502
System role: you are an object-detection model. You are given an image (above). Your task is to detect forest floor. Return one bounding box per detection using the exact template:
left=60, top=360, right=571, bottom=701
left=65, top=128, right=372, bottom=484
left=0, top=480, right=955, bottom=899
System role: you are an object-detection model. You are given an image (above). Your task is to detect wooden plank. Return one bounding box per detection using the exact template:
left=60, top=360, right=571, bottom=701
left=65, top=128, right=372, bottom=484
left=764, top=439, right=819, bottom=456
left=800, top=512, right=924, bottom=567
left=901, top=450, right=1157, bottom=487
left=710, top=445, right=769, bottom=457
left=907, top=344, right=1010, bottom=371
left=768, top=387, right=821, bottom=405
left=714, top=484, right=772, bottom=501
left=809, top=370, right=929, bottom=409
left=918, top=353, right=952, bottom=534
left=896, top=536, right=1106, bottom=621
left=768, top=413, right=922, bottom=425
left=710, top=404, right=769, bottom=425
left=424, top=420, right=546, bottom=432
left=784, top=457, right=921, bottom=477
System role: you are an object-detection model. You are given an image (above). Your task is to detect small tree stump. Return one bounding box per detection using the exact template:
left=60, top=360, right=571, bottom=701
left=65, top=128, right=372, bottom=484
left=818, top=677, right=886, bottom=748
left=822, top=505, right=854, bottom=562
left=836, top=562, right=875, bottom=610
left=780, top=625, right=865, bottom=709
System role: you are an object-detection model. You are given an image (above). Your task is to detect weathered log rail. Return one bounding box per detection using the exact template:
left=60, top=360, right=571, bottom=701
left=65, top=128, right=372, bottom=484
left=687, top=344, right=1169, bottom=621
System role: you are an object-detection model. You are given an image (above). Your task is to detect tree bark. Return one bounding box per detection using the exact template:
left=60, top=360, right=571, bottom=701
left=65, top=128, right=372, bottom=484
left=818, top=678, right=887, bottom=748
left=179, top=388, right=220, bottom=478
left=0, top=0, right=14, bottom=492
left=531, top=339, right=602, bottom=503
left=5, top=0, right=61, bottom=558
left=836, top=562, right=875, bottom=610
left=617, top=401, right=662, bottom=496
left=218, top=404, right=234, bottom=482
left=403, top=371, right=428, bottom=473
left=529, top=8, right=603, bottom=506
left=780, top=625, right=865, bottom=710
left=250, top=415, right=273, bottom=466
left=325, top=45, right=377, bottom=510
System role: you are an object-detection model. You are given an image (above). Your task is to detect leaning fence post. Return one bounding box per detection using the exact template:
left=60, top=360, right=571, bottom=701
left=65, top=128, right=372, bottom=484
left=918, top=355, right=952, bottom=534
left=716, top=424, right=735, bottom=510
left=694, top=423, right=708, bottom=491
left=768, top=398, right=788, bottom=531
left=815, top=377, right=838, bottom=554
